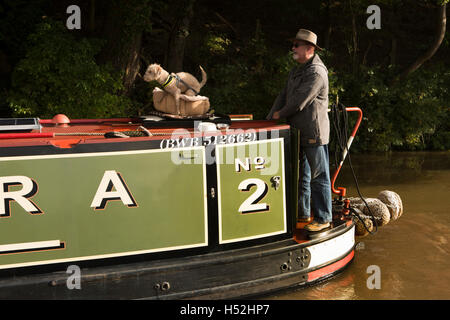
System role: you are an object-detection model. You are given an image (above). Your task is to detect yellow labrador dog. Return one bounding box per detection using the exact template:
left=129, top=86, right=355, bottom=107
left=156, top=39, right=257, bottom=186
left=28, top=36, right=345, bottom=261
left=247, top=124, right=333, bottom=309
left=143, top=64, right=207, bottom=115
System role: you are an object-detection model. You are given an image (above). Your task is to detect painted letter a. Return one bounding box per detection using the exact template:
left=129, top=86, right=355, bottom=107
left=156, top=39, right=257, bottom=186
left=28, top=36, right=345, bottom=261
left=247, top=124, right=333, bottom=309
left=90, top=171, right=137, bottom=210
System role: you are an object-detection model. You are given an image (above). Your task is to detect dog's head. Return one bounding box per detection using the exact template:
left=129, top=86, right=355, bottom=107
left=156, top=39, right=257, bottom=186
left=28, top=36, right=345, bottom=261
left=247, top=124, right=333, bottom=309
left=143, top=64, right=162, bottom=82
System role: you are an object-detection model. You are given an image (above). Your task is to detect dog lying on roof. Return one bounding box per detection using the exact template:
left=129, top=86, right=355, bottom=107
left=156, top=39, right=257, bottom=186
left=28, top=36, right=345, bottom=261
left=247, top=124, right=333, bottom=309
left=143, top=63, right=207, bottom=115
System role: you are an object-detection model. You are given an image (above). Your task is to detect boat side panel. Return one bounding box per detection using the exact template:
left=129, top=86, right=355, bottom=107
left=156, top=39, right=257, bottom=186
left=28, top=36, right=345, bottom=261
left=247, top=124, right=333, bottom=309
left=0, top=127, right=295, bottom=271
left=216, top=139, right=287, bottom=244
left=0, top=148, right=208, bottom=270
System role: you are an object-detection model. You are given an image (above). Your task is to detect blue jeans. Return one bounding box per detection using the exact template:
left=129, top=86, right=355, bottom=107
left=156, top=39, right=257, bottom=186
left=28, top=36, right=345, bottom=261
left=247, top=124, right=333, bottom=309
left=298, top=145, right=332, bottom=224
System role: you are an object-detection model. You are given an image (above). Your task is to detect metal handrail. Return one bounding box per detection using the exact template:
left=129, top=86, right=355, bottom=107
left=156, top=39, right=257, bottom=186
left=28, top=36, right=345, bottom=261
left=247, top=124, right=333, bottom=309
left=330, top=107, right=363, bottom=197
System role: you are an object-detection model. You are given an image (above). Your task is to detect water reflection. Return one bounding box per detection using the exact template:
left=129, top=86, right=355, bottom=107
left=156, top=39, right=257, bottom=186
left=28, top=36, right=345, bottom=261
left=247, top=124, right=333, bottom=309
left=265, top=152, right=450, bottom=300
left=334, top=151, right=450, bottom=186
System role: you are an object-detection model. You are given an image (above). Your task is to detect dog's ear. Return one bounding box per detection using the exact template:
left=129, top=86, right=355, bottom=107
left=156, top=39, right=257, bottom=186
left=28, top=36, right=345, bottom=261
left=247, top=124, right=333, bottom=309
left=156, top=65, right=162, bottom=74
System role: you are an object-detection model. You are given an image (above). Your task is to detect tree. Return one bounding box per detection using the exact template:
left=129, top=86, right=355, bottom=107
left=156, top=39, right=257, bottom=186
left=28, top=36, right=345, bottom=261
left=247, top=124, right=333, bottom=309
left=7, top=19, right=130, bottom=118
left=97, top=0, right=153, bottom=95
left=165, top=0, right=196, bottom=72
left=392, top=2, right=447, bottom=84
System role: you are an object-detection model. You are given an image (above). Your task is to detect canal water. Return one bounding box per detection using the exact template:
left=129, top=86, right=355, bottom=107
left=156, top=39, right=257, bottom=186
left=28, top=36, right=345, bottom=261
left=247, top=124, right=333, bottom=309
left=266, top=151, right=450, bottom=300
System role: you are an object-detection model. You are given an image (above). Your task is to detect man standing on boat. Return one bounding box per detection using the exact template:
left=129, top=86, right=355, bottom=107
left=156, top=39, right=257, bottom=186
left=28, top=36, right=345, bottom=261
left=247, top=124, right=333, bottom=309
left=266, top=29, right=332, bottom=232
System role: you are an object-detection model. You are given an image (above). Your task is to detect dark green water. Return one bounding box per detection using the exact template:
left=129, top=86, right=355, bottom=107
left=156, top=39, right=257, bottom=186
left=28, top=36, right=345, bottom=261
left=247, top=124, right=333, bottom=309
left=267, top=152, right=450, bottom=300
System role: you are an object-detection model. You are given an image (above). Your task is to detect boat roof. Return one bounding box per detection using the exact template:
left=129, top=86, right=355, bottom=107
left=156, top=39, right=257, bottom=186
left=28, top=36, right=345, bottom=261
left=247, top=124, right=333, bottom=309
left=0, top=115, right=289, bottom=148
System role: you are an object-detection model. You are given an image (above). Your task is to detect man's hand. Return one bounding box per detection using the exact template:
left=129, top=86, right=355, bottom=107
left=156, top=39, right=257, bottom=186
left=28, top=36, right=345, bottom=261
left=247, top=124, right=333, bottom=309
left=272, top=111, right=280, bottom=120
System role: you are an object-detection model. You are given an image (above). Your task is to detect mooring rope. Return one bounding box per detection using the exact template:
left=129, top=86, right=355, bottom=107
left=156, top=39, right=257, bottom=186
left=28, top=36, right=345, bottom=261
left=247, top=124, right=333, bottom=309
left=53, top=126, right=185, bottom=137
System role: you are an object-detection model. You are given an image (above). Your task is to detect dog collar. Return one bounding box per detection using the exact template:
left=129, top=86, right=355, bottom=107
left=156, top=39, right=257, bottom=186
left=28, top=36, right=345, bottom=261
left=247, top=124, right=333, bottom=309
left=162, top=75, right=174, bottom=88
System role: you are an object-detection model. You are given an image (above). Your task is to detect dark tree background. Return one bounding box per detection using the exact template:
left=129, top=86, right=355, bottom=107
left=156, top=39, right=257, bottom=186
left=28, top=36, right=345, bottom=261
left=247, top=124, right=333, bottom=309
left=0, top=0, right=448, bottom=151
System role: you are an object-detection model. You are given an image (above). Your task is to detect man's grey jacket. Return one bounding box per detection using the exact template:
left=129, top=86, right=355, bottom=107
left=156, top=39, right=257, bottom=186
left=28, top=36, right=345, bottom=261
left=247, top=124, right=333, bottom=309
left=267, top=54, right=330, bottom=147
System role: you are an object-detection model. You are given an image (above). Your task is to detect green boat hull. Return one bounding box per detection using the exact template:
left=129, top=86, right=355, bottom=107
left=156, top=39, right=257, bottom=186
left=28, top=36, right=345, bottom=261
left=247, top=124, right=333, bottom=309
left=0, top=122, right=355, bottom=299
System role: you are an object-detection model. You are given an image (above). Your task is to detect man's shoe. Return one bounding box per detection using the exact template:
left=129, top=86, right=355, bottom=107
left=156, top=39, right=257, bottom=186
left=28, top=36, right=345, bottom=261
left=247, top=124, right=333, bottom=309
left=297, top=216, right=312, bottom=223
left=304, top=221, right=330, bottom=232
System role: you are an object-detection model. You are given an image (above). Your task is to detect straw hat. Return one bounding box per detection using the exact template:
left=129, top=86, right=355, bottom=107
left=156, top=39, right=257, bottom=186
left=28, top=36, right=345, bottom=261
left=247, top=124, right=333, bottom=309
left=290, top=29, right=322, bottom=50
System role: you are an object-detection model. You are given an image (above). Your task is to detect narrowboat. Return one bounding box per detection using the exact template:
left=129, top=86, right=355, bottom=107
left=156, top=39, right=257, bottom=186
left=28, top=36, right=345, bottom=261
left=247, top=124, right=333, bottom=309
left=0, top=109, right=360, bottom=299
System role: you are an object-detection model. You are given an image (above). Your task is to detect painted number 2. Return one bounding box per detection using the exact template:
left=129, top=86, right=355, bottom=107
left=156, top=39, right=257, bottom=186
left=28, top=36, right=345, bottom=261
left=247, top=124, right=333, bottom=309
left=238, top=178, right=269, bottom=214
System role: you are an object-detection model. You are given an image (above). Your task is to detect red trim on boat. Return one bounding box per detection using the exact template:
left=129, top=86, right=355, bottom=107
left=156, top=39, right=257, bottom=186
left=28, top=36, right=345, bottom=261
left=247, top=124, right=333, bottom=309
left=39, top=118, right=138, bottom=125
left=49, top=139, right=82, bottom=148
left=0, top=119, right=290, bottom=147
left=307, top=250, right=354, bottom=282
left=0, top=132, right=54, bottom=139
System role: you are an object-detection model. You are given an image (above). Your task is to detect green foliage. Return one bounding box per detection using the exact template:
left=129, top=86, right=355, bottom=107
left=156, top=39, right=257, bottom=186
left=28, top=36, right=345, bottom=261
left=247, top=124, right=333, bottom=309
left=335, top=64, right=450, bottom=151
left=200, top=24, right=296, bottom=119
left=7, top=19, right=132, bottom=118
left=0, top=0, right=49, bottom=60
